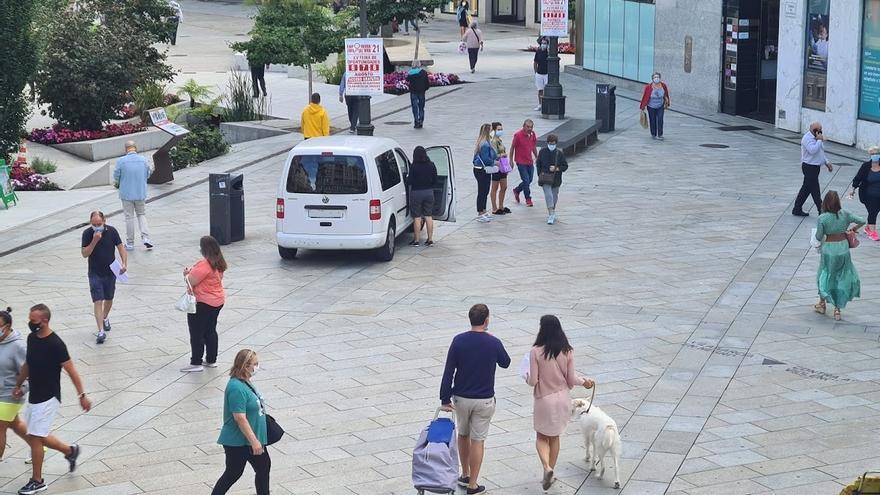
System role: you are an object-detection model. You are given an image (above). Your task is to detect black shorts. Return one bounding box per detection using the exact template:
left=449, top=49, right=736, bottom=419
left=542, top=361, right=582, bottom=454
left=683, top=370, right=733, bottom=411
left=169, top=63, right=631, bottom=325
left=459, top=17, right=469, bottom=27
left=410, top=188, right=435, bottom=217
left=88, top=273, right=116, bottom=302
left=490, top=172, right=508, bottom=181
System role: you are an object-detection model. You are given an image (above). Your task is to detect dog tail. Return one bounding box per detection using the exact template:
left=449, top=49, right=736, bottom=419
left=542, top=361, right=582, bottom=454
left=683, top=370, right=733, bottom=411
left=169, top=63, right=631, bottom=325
left=601, top=425, right=616, bottom=450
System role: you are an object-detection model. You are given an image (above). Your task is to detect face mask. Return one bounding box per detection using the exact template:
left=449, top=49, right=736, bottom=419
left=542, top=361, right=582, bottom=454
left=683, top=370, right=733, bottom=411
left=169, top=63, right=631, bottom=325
left=251, top=364, right=260, bottom=376
left=653, top=77, right=661, bottom=83
left=872, top=154, right=880, bottom=162
left=92, top=225, right=105, bottom=232
left=28, top=321, right=41, bottom=333
left=494, top=130, right=503, bottom=137
left=547, top=144, right=557, bottom=151
left=541, top=44, right=548, bottom=51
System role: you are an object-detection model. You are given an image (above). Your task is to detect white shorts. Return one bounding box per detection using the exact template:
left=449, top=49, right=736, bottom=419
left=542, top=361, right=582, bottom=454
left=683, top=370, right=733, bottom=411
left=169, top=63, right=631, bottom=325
left=25, top=398, right=60, bottom=437
left=535, top=73, right=549, bottom=90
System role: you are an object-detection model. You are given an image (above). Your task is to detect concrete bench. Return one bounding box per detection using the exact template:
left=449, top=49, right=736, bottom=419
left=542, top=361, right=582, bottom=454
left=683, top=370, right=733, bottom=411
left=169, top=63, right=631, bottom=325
left=536, top=119, right=601, bottom=156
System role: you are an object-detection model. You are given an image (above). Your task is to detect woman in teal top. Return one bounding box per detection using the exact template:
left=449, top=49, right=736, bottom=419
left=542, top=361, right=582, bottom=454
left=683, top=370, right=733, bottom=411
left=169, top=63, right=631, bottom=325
left=212, top=349, right=270, bottom=495
left=814, top=191, right=865, bottom=321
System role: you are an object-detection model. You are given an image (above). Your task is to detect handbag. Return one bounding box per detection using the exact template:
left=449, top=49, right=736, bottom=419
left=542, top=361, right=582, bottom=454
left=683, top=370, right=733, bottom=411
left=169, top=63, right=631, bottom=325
left=498, top=156, right=512, bottom=174
left=846, top=230, right=860, bottom=249
left=458, top=41, right=466, bottom=54
left=473, top=153, right=500, bottom=174
left=175, top=276, right=197, bottom=314
left=242, top=381, right=285, bottom=446
left=639, top=110, right=648, bottom=129
left=538, top=150, right=560, bottom=186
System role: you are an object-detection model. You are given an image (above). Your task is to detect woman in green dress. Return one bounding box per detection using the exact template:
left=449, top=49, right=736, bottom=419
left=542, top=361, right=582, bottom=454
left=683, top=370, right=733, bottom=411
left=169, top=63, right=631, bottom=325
left=814, top=191, right=865, bottom=320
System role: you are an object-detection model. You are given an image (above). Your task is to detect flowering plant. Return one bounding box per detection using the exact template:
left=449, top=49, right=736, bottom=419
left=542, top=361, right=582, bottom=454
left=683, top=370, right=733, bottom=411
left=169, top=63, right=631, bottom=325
left=383, top=71, right=463, bottom=95
left=526, top=42, right=575, bottom=54
left=9, top=166, right=61, bottom=191
left=28, top=122, right=146, bottom=145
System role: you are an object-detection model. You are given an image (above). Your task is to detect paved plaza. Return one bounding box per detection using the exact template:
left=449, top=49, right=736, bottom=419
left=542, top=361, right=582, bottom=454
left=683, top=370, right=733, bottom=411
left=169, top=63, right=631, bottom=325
left=2, top=3, right=880, bottom=495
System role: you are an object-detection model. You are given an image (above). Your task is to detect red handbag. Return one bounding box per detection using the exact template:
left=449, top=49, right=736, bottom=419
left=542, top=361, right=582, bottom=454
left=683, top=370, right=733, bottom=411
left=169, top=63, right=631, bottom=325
left=846, top=230, right=860, bottom=248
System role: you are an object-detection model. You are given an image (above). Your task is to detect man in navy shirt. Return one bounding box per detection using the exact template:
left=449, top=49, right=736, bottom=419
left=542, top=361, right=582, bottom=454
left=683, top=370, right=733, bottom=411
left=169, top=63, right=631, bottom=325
left=440, top=304, right=510, bottom=495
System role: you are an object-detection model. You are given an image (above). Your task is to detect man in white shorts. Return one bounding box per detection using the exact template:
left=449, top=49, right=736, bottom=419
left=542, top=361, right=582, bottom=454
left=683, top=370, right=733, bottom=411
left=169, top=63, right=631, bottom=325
left=534, top=38, right=549, bottom=111
left=13, top=304, right=91, bottom=495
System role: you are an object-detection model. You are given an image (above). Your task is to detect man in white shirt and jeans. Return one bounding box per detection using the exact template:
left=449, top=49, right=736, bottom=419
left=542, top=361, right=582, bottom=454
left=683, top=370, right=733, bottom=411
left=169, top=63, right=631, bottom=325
left=793, top=121, right=833, bottom=216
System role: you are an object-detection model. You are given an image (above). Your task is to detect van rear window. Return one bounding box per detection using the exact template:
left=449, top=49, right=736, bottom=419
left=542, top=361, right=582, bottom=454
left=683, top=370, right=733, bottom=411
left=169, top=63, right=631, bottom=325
left=286, top=155, right=367, bottom=194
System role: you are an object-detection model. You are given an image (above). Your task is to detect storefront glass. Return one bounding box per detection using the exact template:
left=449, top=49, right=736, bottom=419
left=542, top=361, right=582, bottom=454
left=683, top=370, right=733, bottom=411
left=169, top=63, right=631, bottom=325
left=860, top=0, right=880, bottom=122
left=802, top=0, right=829, bottom=110
left=582, top=0, right=655, bottom=83
left=441, top=0, right=479, bottom=16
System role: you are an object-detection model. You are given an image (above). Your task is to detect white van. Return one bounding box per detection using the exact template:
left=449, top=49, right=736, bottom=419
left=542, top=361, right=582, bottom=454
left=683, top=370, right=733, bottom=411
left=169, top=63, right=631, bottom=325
left=276, top=136, right=456, bottom=261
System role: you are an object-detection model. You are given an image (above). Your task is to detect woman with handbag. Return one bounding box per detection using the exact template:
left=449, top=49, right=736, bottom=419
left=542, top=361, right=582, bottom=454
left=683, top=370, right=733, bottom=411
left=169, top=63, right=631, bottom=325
left=814, top=191, right=865, bottom=321
left=847, top=146, right=880, bottom=241
left=180, top=235, right=227, bottom=373
left=527, top=315, right=594, bottom=491
left=489, top=122, right=511, bottom=216
left=639, top=72, right=670, bottom=140
left=473, top=123, right=497, bottom=223
left=456, top=0, right=470, bottom=37
left=462, top=21, right=484, bottom=73
left=535, top=134, right=568, bottom=225
left=213, top=349, right=271, bottom=495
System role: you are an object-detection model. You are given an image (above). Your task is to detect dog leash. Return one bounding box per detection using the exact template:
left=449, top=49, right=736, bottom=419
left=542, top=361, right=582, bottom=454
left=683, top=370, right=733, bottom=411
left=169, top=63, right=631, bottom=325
left=581, top=382, right=597, bottom=415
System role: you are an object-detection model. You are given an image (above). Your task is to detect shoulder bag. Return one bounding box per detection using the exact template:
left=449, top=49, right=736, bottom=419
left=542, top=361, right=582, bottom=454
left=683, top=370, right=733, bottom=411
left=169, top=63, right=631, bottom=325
left=242, top=381, right=285, bottom=446
left=174, top=276, right=197, bottom=314
left=474, top=152, right=500, bottom=174
left=538, top=150, right=560, bottom=186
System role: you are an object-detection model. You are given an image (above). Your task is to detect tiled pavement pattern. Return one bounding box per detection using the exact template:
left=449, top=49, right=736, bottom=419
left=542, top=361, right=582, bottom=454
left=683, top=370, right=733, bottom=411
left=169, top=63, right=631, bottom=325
left=3, top=13, right=880, bottom=495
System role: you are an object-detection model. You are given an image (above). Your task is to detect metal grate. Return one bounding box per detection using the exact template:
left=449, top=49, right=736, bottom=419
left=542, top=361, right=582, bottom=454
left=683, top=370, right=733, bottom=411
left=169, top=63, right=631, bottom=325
left=384, top=121, right=411, bottom=126
left=699, top=144, right=730, bottom=149
left=716, top=125, right=761, bottom=131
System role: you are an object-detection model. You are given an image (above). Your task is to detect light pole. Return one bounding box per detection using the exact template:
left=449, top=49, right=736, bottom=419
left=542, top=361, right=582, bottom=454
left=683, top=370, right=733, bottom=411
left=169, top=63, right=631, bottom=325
left=356, top=0, right=375, bottom=136
left=541, top=36, right=565, bottom=119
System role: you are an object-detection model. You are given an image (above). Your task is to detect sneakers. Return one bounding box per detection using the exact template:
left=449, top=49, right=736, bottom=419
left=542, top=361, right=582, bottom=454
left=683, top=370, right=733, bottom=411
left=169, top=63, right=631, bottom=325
left=533, top=105, right=542, bottom=111
left=526, top=198, right=534, bottom=207
left=476, top=214, right=491, bottom=223
left=18, top=479, right=46, bottom=495
left=204, top=362, right=219, bottom=368
left=65, top=444, right=80, bottom=473
left=547, top=213, right=556, bottom=225
left=143, top=238, right=154, bottom=250
left=103, top=318, right=111, bottom=332
left=96, top=332, right=106, bottom=344
left=180, top=365, right=204, bottom=372
left=866, top=226, right=880, bottom=241
left=513, top=189, right=521, bottom=203
left=124, top=242, right=135, bottom=251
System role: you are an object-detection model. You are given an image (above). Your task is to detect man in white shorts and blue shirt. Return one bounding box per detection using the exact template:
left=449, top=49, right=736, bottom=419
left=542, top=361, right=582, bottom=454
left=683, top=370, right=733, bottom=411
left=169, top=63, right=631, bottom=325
left=440, top=304, right=511, bottom=495
left=13, top=304, right=91, bottom=495
left=534, top=38, right=549, bottom=111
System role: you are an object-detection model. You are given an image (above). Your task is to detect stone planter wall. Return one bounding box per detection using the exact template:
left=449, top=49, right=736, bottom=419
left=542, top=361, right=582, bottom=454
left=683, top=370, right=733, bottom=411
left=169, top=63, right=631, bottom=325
left=52, top=127, right=172, bottom=162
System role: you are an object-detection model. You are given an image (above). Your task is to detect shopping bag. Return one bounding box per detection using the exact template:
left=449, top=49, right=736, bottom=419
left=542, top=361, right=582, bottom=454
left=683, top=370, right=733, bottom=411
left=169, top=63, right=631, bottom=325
left=175, top=276, right=197, bottom=314
left=639, top=111, right=648, bottom=129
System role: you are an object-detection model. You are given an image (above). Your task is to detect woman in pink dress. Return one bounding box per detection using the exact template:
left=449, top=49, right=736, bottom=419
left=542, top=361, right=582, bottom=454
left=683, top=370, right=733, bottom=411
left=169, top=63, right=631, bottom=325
left=527, top=315, right=594, bottom=491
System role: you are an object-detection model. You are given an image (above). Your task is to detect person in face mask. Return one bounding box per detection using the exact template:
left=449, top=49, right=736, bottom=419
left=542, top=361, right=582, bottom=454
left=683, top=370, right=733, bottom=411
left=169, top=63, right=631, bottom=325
left=533, top=40, right=549, bottom=111
left=489, top=122, right=510, bottom=215
left=180, top=235, right=227, bottom=373
left=457, top=0, right=471, bottom=37
left=80, top=210, right=126, bottom=344
left=0, top=307, right=29, bottom=461
left=639, top=72, right=671, bottom=140
left=536, top=134, right=568, bottom=225
left=213, top=349, right=271, bottom=495
left=848, top=146, right=880, bottom=241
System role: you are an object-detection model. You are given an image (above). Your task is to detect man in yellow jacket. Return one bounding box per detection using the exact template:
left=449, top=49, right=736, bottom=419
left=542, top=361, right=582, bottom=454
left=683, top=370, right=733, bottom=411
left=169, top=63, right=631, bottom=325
left=301, top=93, right=330, bottom=138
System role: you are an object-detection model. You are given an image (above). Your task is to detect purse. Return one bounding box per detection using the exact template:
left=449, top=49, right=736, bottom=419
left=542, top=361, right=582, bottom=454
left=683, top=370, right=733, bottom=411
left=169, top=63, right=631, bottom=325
left=243, top=381, right=285, bottom=446
left=175, top=276, right=197, bottom=314
left=498, top=156, right=512, bottom=174
left=458, top=41, right=466, bottom=54
left=538, top=150, right=560, bottom=186
left=474, top=154, right=500, bottom=174
left=846, top=230, right=860, bottom=248
left=639, top=110, right=648, bottom=129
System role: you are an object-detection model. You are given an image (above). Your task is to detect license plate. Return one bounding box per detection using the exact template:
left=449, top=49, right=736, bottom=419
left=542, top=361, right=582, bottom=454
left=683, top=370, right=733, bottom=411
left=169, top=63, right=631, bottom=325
left=308, top=209, right=343, bottom=218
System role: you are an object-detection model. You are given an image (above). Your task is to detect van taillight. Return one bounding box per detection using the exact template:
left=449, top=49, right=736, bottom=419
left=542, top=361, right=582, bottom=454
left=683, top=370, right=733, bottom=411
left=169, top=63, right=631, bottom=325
left=276, top=198, right=285, bottom=219
left=369, top=199, right=381, bottom=220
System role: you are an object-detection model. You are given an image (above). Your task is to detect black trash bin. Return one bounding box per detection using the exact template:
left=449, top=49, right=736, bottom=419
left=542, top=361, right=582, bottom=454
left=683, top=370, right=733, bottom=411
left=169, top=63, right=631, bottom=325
left=209, top=173, right=245, bottom=245
left=596, top=84, right=616, bottom=132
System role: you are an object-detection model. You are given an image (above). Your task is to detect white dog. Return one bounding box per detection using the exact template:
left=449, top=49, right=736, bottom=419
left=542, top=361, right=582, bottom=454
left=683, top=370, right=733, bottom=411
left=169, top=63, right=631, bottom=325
left=572, top=398, right=622, bottom=489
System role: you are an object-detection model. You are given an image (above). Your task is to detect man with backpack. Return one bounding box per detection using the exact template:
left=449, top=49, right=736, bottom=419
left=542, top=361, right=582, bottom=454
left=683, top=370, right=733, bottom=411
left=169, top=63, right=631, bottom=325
left=439, top=304, right=511, bottom=495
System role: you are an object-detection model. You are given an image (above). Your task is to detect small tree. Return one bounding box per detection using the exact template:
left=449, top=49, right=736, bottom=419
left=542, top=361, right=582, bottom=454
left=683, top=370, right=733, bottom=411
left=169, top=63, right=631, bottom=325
left=0, top=1, right=37, bottom=162
left=232, top=0, right=357, bottom=100
left=37, top=0, right=176, bottom=130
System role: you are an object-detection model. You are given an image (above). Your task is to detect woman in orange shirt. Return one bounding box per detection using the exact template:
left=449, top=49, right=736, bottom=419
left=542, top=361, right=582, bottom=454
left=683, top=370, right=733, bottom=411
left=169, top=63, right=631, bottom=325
left=181, top=236, right=227, bottom=372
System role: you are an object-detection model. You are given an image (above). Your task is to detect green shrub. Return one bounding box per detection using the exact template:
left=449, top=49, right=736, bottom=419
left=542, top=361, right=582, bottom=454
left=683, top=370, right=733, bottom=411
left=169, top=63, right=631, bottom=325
left=223, top=70, right=267, bottom=123
left=132, top=82, right=168, bottom=123
left=31, top=157, right=57, bottom=174
left=177, top=78, right=214, bottom=109
left=317, top=55, right=346, bottom=86
left=169, top=126, right=230, bottom=170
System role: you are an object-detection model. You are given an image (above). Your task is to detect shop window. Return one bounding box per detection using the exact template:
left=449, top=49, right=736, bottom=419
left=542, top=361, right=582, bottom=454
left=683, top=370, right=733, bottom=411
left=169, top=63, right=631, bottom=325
left=859, top=0, right=880, bottom=122
left=802, top=0, right=829, bottom=111
left=442, top=0, right=479, bottom=16
left=582, top=0, right=655, bottom=83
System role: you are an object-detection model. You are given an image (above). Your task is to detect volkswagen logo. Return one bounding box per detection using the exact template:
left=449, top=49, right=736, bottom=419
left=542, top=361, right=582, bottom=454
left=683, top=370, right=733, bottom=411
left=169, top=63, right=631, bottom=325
left=322, top=195, right=329, bottom=204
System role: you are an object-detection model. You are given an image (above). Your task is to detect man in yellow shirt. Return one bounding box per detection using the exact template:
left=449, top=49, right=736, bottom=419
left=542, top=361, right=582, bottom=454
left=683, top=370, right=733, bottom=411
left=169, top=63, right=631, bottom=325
left=301, top=93, right=330, bottom=138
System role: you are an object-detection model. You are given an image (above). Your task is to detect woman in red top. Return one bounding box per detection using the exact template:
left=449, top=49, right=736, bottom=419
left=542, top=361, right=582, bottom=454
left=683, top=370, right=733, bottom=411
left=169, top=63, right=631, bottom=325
left=639, top=72, right=671, bottom=140
left=181, top=236, right=227, bottom=372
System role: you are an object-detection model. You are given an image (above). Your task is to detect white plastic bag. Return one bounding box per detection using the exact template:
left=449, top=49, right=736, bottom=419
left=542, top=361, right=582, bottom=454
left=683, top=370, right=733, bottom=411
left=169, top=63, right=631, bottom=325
left=810, top=228, right=821, bottom=249
left=519, top=351, right=531, bottom=384
left=175, top=276, right=197, bottom=314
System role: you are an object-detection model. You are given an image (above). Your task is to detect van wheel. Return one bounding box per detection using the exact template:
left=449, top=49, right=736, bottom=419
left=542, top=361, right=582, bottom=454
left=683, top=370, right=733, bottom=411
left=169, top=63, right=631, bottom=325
left=278, top=246, right=298, bottom=260
left=375, top=223, right=395, bottom=262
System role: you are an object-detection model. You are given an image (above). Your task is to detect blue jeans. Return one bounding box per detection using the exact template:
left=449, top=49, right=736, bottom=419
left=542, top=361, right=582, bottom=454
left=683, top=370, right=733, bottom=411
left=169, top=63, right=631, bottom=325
left=647, top=106, right=664, bottom=137
left=513, top=164, right=535, bottom=199
left=410, top=92, right=426, bottom=125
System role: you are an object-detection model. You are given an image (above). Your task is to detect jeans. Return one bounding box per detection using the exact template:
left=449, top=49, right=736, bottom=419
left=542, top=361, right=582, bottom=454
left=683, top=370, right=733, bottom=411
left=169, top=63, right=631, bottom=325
left=404, top=18, right=419, bottom=32
left=168, top=17, right=179, bottom=45
left=473, top=167, right=491, bottom=213
left=250, top=66, right=266, bottom=96
left=513, top=164, right=535, bottom=200
left=647, top=106, right=664, bottom=137
left=410, top=92, right=426, bottom=125
left=468, top=48, right=479, bottom=70
left=542, top=185, right=560, bottom=210
left=187, top=302, right=223, bottom=365
left=344, top=95, right=359, bottom=130
left=121, top=200, right=149, bottom=245
left=211, top=446, right=271, bottom=495
left=794, top=163, right=822, bottom=212
left=864, top=195, right=880, bottom=224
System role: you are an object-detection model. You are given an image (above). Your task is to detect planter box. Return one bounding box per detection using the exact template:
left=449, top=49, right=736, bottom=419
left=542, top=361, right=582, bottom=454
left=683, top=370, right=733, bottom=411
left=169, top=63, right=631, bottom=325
left=52, top=127, right=172, bottom=162
left=220, top=121, right=289, bottom=145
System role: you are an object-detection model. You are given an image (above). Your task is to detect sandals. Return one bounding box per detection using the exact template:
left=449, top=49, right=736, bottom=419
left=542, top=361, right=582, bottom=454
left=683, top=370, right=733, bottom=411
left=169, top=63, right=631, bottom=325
left=834, top=308, right=841, bottom=321
left=814, top=301, right=826, bottom=314
left=408, top=240, right=419, bottom=246
left=542, top=469, right=555, bottom=491
left=425, top=240, right=434, bottom=247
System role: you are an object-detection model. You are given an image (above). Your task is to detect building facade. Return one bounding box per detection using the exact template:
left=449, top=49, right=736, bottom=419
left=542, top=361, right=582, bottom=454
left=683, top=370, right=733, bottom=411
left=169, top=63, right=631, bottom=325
left=572, top=0, right=877, bottom=148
